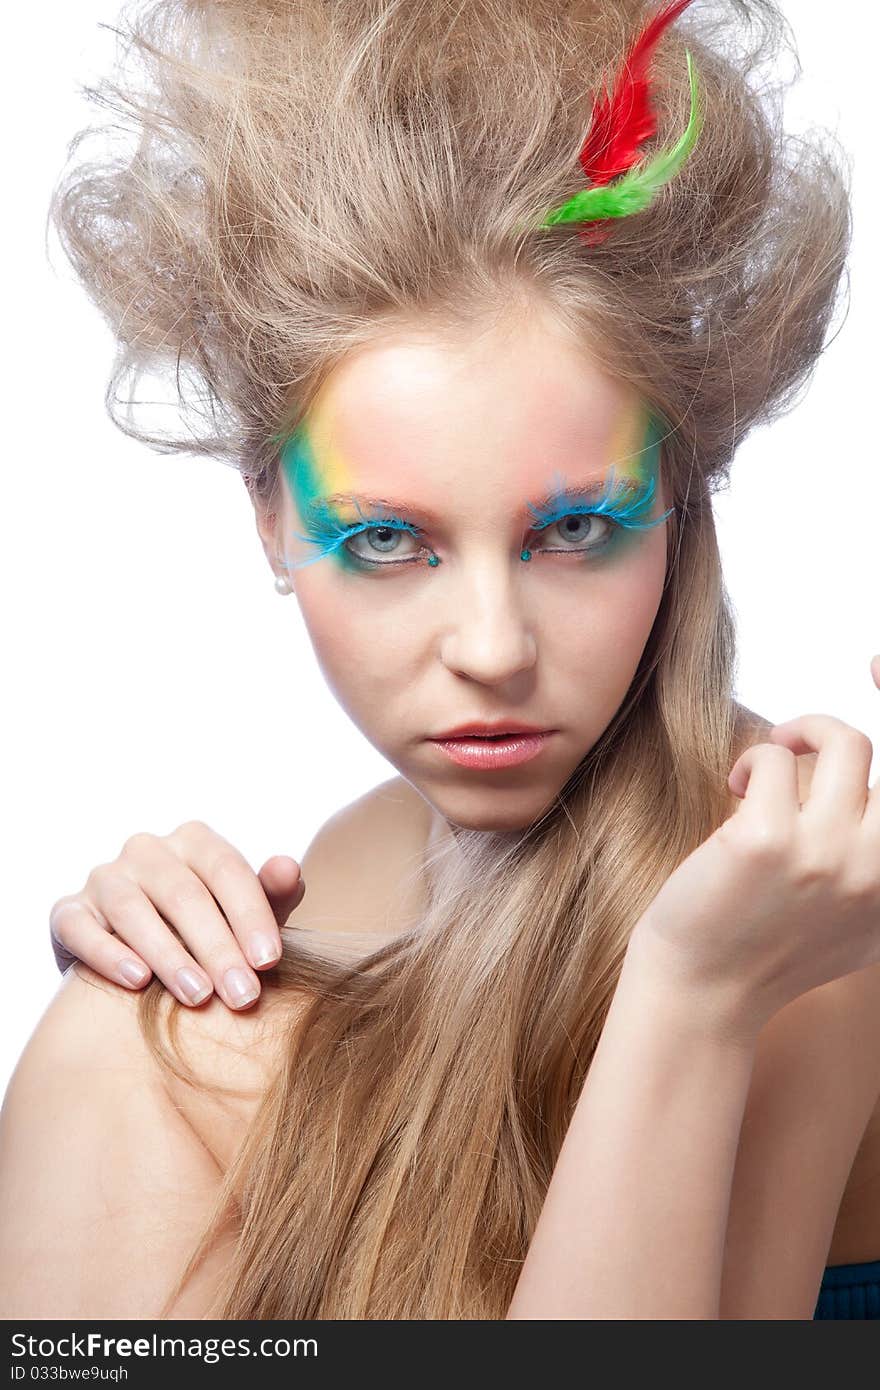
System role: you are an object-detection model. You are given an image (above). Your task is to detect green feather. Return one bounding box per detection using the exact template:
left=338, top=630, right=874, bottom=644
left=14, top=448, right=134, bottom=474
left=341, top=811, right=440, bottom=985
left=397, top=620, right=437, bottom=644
left=541, top=50, right=703, bottom=227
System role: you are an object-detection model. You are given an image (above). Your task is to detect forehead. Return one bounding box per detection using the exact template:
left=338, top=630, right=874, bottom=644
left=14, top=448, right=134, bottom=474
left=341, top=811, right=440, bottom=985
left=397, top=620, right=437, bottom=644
left=304, top=321, right=645, bottom=496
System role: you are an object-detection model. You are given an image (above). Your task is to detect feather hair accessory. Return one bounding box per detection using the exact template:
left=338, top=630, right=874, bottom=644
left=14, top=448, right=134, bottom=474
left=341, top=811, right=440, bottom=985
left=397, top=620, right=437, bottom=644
left=539, top=0, right=703, bottom=246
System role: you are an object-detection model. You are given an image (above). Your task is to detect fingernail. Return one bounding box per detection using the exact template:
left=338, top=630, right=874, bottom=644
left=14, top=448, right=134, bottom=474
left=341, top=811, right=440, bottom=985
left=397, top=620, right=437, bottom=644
left=118, top=958, right=150, bottom=987
left=223, top=967, right=260, bottom=1007
left=175, top=967, right=213, bottom=1004
left=249, top=932, right=280, bottom=968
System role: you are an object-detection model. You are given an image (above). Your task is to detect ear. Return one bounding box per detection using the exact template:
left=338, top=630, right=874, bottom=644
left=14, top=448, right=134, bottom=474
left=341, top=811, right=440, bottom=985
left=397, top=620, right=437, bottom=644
left=246, top=476, right=295, bottom=594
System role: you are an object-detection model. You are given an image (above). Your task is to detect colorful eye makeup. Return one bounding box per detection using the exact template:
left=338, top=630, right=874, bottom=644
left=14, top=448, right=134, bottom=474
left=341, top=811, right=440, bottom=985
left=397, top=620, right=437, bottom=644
left=278, top=406, right=672, bottom=574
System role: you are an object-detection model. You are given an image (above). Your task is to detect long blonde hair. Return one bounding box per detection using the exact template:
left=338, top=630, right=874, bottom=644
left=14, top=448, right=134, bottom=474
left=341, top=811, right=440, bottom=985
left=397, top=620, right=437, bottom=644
left=50, top=0, right=850, bottom=1317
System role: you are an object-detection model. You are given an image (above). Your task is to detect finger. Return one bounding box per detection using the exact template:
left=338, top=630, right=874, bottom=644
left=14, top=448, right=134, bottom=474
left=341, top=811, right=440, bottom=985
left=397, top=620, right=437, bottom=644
left=49, top=896, right=153, bottom=991
left=871, top=653, right=880, bottom=689
left=86, top=873, right=216, bottom=1006
left=727, top=742, right=800, bottom=824
left=765, top=714, right=873, bottom=822
left=168, top=827, right=286, bottom=974
left=114, top=849, right=264, bottom=1009
left=258, top=855, right=306, bottom=927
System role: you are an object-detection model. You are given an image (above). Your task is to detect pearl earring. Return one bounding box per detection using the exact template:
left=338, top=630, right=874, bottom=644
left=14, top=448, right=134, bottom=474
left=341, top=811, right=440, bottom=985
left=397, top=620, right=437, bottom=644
left=274, top=573, right=294, bottom=595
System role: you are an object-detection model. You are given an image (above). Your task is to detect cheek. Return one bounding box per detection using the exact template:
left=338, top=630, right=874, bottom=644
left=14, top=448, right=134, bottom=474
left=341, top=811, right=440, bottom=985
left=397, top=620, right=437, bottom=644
left=613, top=541, right=668, bottom=638
left=542, top=537, right=667, bottom=674
left=293, top=573, right=407, bottom=719
left=295, top=578, right=358, bottom=675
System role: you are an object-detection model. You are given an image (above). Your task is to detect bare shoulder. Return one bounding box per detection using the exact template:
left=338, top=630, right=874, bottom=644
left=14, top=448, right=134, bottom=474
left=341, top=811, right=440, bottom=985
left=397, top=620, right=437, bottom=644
left=291, top=774, right=436, bottom=936
left=35, top=963, right=305, bottom=1179
left=9, top=960, right=169, bottom=1084
left=302, top=773, right=434, bottom=870
left=40, top=777, right=434, bottom=1178
left=0, top=965, right=239, bottom=1317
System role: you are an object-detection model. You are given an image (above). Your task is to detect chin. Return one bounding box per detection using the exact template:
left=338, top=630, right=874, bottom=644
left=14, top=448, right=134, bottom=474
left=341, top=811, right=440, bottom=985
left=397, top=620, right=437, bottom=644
left=425, top=782, right=562, bottom=835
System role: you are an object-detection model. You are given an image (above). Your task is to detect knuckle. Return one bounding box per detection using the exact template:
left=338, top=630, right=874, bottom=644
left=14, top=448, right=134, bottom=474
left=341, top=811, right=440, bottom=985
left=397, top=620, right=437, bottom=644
left=732, top=820, right=790, bottom=861
left=120, top=831, right=154, bottom=858
left=792, top=845, right=841, bottom=887
left=847, top=727, right=874, bottom=759
left=164, top=876, right=210, bottom=915
left=98, top=874, right=143, bottom=913
left=754, top=741, right=794, bottom=758
left=842, top=863, right=880, bottom=903
left=740, top=744, right=795, bottom=778
left=84, top=861, right=111, bottom=889
left=206, top=847, right=247, bottom=881
left=172, top=819, right=211, bottom=842
left=765, top=744, right=796, bottom=768
left=48, top=897, right=80, bottom=942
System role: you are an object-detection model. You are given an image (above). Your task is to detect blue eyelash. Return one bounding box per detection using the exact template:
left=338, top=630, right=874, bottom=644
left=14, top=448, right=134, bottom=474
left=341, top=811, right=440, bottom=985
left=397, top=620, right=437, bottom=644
left=525, top=465, right=671, bottom=534
left=285, top=497, right=426, bottom=571
left=282, top=464, right=672, bottom=572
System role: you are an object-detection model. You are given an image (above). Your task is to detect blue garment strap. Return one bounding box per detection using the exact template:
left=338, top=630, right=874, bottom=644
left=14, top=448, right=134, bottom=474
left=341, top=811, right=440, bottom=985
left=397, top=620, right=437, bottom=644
left=814, top=1259, right=880, bottom=1319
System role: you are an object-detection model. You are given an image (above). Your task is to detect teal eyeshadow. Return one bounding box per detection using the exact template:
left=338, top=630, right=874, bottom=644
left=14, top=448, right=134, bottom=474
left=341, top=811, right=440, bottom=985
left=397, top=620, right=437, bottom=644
left=279, top=426, right=362, bottom=574
left=522, top=411, right=670, bottom=555
left=279, top=409, right=670, bottom=571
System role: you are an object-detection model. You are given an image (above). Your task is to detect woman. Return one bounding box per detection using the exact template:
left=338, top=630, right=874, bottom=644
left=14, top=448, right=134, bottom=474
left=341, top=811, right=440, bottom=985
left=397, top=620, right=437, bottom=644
left=2, top=0, right=880, bottom=1320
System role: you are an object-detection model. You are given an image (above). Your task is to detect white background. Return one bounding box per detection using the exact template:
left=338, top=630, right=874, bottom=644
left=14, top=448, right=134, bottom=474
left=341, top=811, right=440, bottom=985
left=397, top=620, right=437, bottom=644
left=2, top=1, right=878, bottom=1094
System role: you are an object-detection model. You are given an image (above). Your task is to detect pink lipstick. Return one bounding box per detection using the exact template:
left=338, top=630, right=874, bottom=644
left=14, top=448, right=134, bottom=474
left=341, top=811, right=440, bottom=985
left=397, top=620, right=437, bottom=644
left=428, top=730, right=554, bottom=769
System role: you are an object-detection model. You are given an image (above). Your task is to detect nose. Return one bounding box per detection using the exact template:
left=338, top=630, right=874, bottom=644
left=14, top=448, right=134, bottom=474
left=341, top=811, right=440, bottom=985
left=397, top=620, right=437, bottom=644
left=438, top=559, right=538, bottom=684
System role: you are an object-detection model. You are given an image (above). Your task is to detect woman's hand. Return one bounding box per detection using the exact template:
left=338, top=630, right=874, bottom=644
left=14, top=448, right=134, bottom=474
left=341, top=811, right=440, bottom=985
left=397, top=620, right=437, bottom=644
left=48, top=822, right=305, bottom=1010
left=630, top=655, right=880, bottom=1040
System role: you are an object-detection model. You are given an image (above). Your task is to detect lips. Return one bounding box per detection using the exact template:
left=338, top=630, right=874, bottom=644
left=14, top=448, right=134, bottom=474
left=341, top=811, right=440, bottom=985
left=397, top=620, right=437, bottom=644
left=428, top=729, right=554, bottom=769
left=430, top=720, right=551, bottom=740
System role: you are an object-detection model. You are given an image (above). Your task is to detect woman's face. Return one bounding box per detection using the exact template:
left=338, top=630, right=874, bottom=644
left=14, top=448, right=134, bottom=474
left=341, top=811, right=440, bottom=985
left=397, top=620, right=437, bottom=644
left=261, top=307, right=672, bottom=832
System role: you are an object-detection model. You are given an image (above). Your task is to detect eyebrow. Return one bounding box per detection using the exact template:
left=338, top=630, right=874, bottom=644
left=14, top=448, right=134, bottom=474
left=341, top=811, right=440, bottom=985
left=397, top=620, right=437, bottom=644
left=308, top=478, right=642, bottom=527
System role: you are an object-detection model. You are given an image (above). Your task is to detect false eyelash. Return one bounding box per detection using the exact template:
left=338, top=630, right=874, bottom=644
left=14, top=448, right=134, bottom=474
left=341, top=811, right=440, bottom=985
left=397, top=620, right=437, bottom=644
left=285, top=497, right=427, bottom=570
left=280, top=463, right=674, bottom=573
left=525, top=464, right=672, bottom=534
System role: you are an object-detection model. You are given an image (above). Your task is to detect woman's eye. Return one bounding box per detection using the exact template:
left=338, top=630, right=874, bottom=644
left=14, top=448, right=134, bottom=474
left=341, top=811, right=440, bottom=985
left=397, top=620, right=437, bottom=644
left=340, top=512, right=615, bottom=568
left=343, top=524, right=423, bottom=564
left=534, top=512, right=613, bottom=550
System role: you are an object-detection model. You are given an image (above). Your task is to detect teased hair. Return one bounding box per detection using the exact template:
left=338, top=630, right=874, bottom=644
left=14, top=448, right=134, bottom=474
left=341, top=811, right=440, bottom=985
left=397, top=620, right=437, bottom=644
left=51, top=0, right=851, bottom=1318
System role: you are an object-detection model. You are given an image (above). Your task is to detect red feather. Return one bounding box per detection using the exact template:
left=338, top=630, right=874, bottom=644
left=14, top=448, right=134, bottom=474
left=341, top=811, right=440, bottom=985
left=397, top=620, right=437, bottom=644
left=578, top=0, right=695, bottom=187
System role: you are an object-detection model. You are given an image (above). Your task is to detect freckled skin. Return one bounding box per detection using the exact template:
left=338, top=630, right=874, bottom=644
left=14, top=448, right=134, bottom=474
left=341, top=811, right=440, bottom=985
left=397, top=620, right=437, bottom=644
left=254, top=307, right=672, bottom=834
